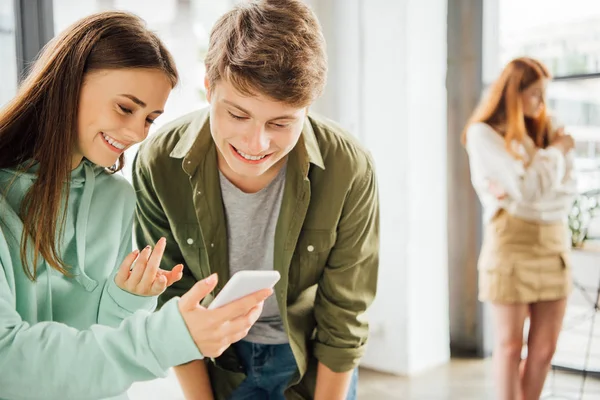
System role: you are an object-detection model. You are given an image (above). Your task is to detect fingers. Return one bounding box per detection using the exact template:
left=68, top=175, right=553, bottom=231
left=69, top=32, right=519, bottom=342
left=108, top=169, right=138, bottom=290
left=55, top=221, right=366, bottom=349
left=558, top=135, right=574, bottom=153
left=139, top=237, right=166, bottom=290
left=159, top=264, right=184, bottom=286
left=555, top=133, right=574, bottom=146
left=227, top=326, right=252, bottom=345
left=227, top=303, right=264, bottom=334
left=116, top=239, right=183, bottom=296
left=129, top=245, right=151, bottom=286
left=219, top=304, right=264, bottom=344
left=180, top=274, right=218, bottom=311
left=149, top=265, right=183, bottom=296
left=114, top=249, right=139, bottom=287
left=199, top=305, right=265, bottom=358
left=487, top=179, right=506, bottom=200
left=150, top=274, right=168, bottom=295
left=216, top=288, right=273, bottom=322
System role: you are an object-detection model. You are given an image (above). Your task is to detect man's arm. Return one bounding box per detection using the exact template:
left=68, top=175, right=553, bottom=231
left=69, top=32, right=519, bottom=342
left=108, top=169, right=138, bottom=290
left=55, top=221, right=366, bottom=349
left=131, top=152, right=213, bottom=398
left=314, top=363, right=354, bottom=400
left=174, top=360, right=214, bottom=400
left=313, top=160, right=380, bottom=399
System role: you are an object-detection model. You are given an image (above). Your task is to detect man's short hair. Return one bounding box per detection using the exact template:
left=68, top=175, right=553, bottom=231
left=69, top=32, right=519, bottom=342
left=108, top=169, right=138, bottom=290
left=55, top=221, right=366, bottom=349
left=204, top=0, right=328, bottom=107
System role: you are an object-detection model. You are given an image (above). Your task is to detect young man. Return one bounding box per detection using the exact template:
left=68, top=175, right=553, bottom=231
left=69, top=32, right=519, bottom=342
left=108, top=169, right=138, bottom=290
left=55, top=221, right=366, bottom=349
left=132, top=1, right=379, bottom=399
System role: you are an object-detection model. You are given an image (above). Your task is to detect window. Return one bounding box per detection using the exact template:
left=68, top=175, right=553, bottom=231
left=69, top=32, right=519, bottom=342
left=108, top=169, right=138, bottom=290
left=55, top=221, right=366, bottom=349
left=497, top=0, right=600, bottom=374
left=0, top=0, right=18, bottom=107
left=499, top=0, right=600, bottom=194
left=499, top=0, right=600, bottom=77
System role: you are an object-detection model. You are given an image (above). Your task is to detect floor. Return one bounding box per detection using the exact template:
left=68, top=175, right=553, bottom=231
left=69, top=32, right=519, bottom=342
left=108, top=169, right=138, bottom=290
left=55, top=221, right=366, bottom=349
left=356, top=359, right=600, bottom=400
left=128, top=358, right=600, bottom=400
left=126, top=236, right=600, bottom=400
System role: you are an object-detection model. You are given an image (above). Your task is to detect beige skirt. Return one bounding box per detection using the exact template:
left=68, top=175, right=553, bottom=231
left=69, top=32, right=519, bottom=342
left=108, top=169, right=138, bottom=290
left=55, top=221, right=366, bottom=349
left=478, top=209, right=572, bottom=304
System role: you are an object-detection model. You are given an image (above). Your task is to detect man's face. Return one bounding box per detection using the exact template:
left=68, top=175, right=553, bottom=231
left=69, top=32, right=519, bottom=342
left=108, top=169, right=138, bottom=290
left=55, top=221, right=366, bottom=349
left=205, top=78, right=307, bottom=182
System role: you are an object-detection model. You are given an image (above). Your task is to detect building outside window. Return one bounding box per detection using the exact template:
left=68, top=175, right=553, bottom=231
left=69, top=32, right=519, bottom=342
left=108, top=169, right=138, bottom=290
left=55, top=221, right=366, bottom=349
left=499, top=0, right=600, bottom=194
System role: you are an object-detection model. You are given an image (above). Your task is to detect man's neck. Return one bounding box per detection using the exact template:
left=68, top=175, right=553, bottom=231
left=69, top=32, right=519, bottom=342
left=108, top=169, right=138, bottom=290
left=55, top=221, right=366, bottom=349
left=218, top=156, right=287, bottom=194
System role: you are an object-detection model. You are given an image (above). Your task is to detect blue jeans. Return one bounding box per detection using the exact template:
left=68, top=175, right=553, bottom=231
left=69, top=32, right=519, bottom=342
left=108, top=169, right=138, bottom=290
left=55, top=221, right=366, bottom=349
left=228, top=340, right=358, bottom=400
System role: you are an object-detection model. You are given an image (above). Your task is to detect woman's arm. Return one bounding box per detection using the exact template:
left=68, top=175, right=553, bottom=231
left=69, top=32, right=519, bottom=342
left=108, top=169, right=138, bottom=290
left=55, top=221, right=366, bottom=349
left=466, top=123, right=567, bottom=202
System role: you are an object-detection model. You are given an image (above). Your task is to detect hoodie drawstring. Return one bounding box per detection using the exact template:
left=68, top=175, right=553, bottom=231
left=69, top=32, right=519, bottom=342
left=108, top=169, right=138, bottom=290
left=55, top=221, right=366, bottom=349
left=71, top=161, right=98, bottom=291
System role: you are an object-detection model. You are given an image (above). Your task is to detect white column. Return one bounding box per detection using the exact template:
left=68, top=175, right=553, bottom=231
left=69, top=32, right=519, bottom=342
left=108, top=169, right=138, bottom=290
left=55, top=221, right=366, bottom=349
left=312, top=0, right=450, bottom=375
left=309, top=0, right=363, bottom=140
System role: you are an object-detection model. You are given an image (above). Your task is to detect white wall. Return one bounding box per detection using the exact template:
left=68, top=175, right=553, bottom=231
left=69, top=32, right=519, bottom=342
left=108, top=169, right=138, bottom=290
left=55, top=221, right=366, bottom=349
left=403, top=0, right=450, bottom=374
left=312, top=0, right=450, bottom=376
left=309, top=0, right=363, bottom=141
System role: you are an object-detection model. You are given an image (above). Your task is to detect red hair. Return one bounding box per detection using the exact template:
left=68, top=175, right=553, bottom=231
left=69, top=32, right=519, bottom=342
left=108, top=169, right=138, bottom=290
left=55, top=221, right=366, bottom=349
left=462, top=57, right=552, bottom=158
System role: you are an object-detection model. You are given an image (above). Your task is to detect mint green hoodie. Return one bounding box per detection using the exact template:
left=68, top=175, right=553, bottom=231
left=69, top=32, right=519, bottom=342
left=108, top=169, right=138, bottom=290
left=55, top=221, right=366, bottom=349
left=0, top=160, right=201, bottom=400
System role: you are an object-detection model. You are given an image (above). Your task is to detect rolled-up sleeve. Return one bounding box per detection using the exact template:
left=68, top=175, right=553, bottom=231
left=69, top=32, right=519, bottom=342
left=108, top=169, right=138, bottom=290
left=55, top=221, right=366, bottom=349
left=313, top=162, right=380, bottom=372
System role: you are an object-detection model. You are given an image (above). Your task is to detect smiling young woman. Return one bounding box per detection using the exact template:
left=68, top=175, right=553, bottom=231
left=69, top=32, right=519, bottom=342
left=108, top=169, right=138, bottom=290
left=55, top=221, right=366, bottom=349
left=0, top=11, right=270, bottom=400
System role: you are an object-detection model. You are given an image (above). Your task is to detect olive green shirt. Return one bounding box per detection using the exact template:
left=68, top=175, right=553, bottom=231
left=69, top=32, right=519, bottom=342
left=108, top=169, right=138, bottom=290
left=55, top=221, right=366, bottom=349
left=132, top=108, right=379, bottom=399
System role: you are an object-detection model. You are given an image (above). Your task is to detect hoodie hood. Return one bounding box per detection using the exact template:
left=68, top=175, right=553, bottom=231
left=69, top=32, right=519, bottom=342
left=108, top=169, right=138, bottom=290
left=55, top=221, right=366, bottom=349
left=0, top=159, right=106, bottom=292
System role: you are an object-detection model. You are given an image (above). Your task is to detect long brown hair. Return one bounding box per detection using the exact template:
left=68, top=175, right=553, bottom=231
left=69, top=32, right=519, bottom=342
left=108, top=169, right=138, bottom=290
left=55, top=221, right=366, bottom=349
left=461, top=57, right=552, bottom=157
left=0, top=11, right=178, bottom=280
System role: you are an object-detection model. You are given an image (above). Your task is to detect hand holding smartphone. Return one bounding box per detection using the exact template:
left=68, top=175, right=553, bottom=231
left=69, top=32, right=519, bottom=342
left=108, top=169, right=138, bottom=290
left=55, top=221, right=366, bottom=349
left=207, top=270, right=281, bottom=310
left=177, top=272, right=275, bottom=358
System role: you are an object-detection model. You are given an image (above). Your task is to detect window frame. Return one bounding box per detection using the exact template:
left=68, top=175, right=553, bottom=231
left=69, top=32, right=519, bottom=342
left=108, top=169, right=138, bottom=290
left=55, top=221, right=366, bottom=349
left=13, top=0, right=54, bottom=81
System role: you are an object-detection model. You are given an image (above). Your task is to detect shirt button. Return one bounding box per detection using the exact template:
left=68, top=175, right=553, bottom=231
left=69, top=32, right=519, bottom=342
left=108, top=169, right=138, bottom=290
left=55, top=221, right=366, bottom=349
left=211, top=243, right=215, bottom=248
left=187, top=238, right=194, bottom=245
left=197, top=191, right=202, bottom=195
left=187, top=160, right=191, bottom=164
left=307, top=245, right=315, bottom=252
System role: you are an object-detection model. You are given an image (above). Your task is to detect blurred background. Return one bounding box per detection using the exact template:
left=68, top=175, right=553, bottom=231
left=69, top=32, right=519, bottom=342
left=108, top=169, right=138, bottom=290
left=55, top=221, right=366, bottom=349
left=3, top=0, right=600, bottom=398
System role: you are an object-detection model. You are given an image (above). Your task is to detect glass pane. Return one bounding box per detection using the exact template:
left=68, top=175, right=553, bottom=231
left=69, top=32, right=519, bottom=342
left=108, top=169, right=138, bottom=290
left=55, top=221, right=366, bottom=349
left=498, top=0, right=600, bottom=195
left=547, top=78, right=600, bottom=193
left=499, top=0, right=600, bottom=76
left=0, top=0, right=18, bottom=107
left=53, top=0, right=237, bottom=180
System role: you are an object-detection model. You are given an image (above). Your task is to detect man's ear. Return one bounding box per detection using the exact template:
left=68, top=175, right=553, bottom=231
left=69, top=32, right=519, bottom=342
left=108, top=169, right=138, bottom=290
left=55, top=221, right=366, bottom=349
left=204, top=76, right=212, bottom=103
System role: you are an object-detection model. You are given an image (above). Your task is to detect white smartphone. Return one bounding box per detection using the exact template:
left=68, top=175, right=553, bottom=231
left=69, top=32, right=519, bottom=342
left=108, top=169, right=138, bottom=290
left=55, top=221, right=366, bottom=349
left=207, top=270, right=281, bottom=310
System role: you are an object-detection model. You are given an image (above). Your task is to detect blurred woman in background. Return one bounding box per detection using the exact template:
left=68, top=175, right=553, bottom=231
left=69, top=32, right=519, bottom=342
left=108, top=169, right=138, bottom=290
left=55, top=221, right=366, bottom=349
left=462, top=57, right=577, bottom=400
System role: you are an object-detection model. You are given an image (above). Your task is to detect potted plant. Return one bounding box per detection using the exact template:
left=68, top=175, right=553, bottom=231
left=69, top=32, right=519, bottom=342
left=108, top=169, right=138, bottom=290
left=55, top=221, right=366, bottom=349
left=568, top=189, right=600, bottom=248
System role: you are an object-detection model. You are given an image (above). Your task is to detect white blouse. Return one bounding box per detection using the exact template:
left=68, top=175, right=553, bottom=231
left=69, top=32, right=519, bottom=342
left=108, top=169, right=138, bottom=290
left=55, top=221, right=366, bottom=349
left=465, top=122, right=577, bottom=224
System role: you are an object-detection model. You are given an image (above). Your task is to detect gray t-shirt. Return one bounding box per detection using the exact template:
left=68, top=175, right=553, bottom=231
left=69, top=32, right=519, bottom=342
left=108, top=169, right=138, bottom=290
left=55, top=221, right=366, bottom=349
left=218, top=163, right=288, bottom=344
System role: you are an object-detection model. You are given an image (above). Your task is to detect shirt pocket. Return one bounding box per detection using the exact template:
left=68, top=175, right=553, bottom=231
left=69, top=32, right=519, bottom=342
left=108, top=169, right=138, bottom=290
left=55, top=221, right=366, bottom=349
left=289, top=229, right=336, bottom=293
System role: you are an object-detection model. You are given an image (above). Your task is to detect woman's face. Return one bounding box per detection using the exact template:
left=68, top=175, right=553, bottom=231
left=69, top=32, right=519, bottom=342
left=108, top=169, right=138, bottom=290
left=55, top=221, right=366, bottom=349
left=73, top=68, right=172, bottom=169
left=520, top=78, right=548, bottom=119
